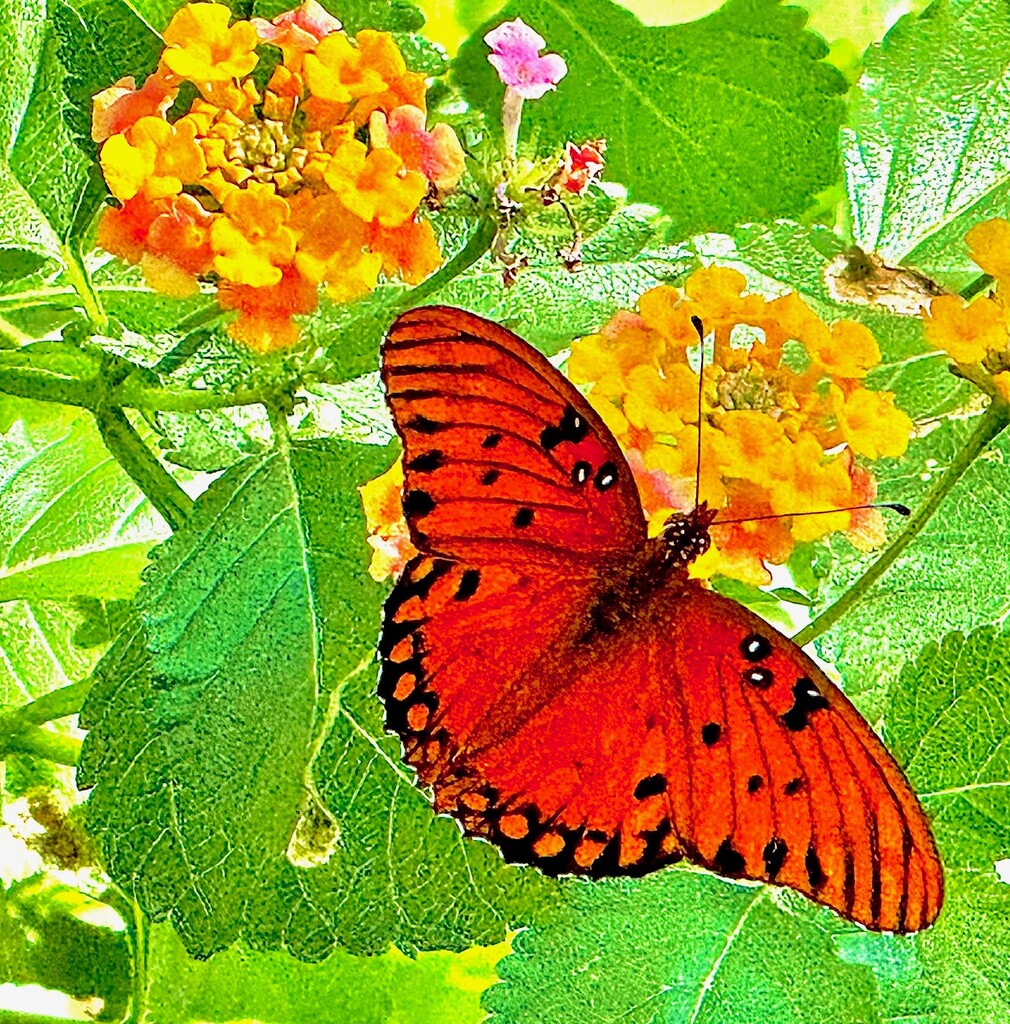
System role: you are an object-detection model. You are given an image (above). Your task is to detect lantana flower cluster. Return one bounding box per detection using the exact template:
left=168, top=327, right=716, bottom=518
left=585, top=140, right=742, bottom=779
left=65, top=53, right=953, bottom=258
left=93, top=1, right=464, bottom=351
left=923, top=218, right=1010, bottom=402
left=361, top=269, right=912, bottom=585
left=567, top=269, right=912, bottom=583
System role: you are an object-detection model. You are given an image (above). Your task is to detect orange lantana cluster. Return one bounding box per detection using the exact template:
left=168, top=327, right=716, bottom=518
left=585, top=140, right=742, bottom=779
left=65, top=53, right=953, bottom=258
left=568, top=269, right=912, bottom=583
left=93, top=1, right=464, bottom=351
left=923, top=218, right=1010, bottom=402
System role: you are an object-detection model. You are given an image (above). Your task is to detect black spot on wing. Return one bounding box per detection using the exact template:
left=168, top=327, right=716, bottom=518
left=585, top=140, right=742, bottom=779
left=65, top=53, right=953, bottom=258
left=741, top=633, right=772, bottom=662
left=540, top=404, right=589, bottom=450
left=744, top=667, right=774, bottom=689
left=781, top=677, right=830, bottom=732
left=571, top=461, right=591, bottom=485
left=634, top=774, right=667, bottom=799
left=594, top=462, right=618, bottom=490
left=805, top=845, right=827, bottom=889
left=514, top=507, right=534, bottom=528
left=481, top=469, right=500, bottom=485
left=701, top=722, right=721, bottom=746
left=481, top=433, right=501, bottom=448
left=404, top=490, right=436, bottom=517
left=784, top=777, right=805, bottom=796
left=764, top=837, right=788, bottom=878
left=713, top=839, right=746, bottom=877
left=454, top=569, right=480, bottom=602
left=747, top=774, right=764, bottom=793
left=407, top=449, right=445, bottom=472
left=406, top=414, right=444, bottom=434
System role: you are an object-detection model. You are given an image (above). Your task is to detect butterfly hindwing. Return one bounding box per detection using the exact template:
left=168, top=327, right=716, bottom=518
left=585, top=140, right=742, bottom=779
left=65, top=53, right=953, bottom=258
left=383, top=306, right=645, bottom=563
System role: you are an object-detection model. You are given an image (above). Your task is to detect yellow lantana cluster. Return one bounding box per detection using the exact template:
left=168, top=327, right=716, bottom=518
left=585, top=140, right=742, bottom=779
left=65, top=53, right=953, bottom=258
left=923, top=219, right=1010, bottom=402
left=568, top=269, right=912, bottom=584
left=93, top=1, right=464, bottom=351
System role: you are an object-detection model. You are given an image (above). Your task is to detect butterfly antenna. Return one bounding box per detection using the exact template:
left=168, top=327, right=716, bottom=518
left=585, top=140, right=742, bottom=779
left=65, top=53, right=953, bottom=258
left=713, top=502, right=910, bottom=526
left=691, top=315, right=705, bottom=512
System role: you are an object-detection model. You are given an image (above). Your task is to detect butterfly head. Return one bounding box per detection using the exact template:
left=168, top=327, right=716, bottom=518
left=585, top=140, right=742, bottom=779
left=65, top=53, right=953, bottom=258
left=660, top=502, right=718, bottom=570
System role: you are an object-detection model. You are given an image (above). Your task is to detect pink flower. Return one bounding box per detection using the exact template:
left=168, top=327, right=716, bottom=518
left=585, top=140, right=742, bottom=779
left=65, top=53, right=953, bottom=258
left=369, top=106, right=465, bottom=191
left=557, top=139, right=605, bottom=195
left=484, top=18, right=567, bottom=100
left=252, top=0, right=342, bottom=69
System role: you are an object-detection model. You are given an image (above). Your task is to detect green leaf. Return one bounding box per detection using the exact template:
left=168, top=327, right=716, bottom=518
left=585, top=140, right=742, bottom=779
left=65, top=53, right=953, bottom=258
left=486, top=872, right=881, bottom=1024
left=815, top=417, right=1010, bottom=704
left=918, top=871, right=1010, bottom=1023
left=882, top=626, right=1010, bottom=1022
left=436, top=203, right=695, bottom=356
left=0, top=403, right=165, bottom=705
left=79, top=439, right=555, bottom=958
left=51, top=0, right=162, bottom=158
left=889, top=626, right=1010, bottom=863
left=842, top=0, right=1010, bottom=267
left=453, top=0, right=846, bottom=236
left=145, top=921, right=507, bottom=1024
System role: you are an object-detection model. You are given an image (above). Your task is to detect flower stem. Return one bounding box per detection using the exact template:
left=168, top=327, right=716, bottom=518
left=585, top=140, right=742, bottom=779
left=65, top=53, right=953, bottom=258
left=93, top=404, right=193, bottom=530
left=795, top=400, right=1010, bottom=645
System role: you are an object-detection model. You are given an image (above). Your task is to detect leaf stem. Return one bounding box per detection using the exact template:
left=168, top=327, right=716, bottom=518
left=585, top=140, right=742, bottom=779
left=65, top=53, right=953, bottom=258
left=0, top=677, right=93, bottom=731
left=93, top=404, right=193, bottom=530
left=1, top=726, right=82, bottom=764
left=60, top=243, right=107, bottom=332
left=795, top=400, right=1010, bottom=645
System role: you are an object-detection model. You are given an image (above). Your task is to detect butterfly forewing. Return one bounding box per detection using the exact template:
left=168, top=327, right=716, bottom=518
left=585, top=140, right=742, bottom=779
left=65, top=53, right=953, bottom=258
left=383, top=306, right=645, bottom=563
left=378, top=304, right=943, bottom=934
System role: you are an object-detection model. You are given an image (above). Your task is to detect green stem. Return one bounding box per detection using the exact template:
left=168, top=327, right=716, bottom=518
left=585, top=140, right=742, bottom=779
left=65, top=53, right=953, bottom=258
left=93, top=404, right=193, bottom=530
left=2, top=726, right=81, bottom=764
left=961, top=272, right=994, bottom=301
left=0, top=677, right=92, bottom=732
left=61, top=243, right=107, bottom=331
left=111, top=376, right=269, bottom=413
left=795, top=401, right=1010, bottom=645
left=391, top=214, right=497, bottom=314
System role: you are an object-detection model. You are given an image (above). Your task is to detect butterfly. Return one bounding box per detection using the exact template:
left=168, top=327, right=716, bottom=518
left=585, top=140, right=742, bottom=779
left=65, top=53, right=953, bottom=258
left=377, top=304, right=943, bottom=933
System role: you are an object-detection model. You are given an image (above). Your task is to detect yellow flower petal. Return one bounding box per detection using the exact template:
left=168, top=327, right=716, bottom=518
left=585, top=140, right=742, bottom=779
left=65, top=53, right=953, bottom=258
left=923, top=293, right=1007, bottom=363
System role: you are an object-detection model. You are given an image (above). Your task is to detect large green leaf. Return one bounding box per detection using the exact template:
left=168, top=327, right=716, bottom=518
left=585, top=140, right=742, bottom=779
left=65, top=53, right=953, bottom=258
left=890, top=627, right=1010, bottom=865
left=884, top=626, right=1010, bottom=1023
left=79, top=438, right=555, bottom=959
left=144, top=921, right=506, bottom=1024
left=0, top=403, right=164, bottom=705
left=485, top=871, right=881, bottom=1024
left=842, top=0, right=1010, bottom=270
left=453, top=0, right=846, bottom=236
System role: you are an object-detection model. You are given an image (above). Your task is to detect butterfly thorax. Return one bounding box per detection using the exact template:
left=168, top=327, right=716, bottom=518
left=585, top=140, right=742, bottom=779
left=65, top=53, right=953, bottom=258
left=582, top=504, right=716, bottom=641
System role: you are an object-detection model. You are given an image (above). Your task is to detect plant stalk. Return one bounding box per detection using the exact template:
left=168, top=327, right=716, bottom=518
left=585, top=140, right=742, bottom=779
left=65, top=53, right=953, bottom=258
left=93, top=404, right=193, bottom=530
left=795, top=400, right=1010, bottom=645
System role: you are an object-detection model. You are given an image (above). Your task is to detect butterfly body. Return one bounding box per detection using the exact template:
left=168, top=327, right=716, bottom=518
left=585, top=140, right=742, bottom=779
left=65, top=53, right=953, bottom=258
left=378, top=305, right=943, bottom=933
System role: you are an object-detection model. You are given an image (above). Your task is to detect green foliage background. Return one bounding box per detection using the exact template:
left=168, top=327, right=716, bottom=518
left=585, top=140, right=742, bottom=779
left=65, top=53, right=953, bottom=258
left=1, top=0, right=1009, bottom=1021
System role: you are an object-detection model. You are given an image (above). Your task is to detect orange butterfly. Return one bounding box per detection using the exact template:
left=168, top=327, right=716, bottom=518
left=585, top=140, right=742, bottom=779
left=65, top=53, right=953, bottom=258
left=378, top=305, right=943, bottom=932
